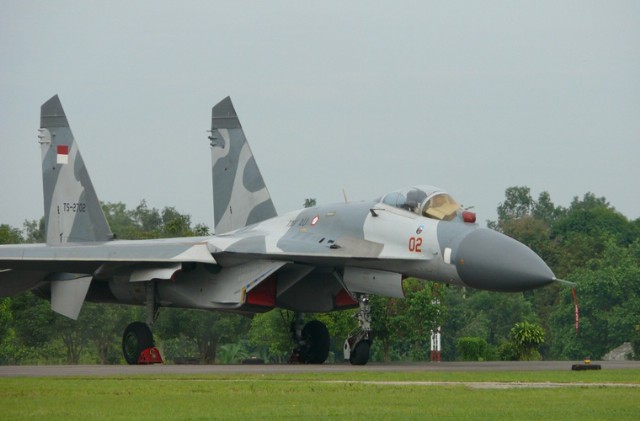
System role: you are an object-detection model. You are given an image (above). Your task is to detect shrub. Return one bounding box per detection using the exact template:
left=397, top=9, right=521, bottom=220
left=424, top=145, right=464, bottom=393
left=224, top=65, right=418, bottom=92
left=456, top=337, right=488, bottom=361
left=498, top=341, right=519, bottom=361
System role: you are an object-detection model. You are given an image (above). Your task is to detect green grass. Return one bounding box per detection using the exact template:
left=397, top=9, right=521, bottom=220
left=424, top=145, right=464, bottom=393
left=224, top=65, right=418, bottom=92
left=192, top=369, right=640, bottom=384
left=1, top=371, right=639, bottom=420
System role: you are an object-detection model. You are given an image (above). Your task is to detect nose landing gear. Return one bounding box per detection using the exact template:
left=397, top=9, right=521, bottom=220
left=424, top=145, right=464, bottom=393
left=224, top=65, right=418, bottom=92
left=343, top=294, right=372, bottom=365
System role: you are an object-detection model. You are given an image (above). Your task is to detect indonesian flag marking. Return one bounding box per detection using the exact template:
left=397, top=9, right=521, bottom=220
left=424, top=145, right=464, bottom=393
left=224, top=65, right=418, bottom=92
left=57, top=145, right=69, bottom=164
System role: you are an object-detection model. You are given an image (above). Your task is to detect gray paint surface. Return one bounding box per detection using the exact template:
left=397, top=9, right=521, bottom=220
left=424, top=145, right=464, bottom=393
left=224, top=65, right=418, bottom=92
left=2, top=361, right=639, bottom=378
left=40, top=96, right=113, bottom=244
left=210, top=97, right=277, bottom=234
left=1, top=96, right=558, bottom=318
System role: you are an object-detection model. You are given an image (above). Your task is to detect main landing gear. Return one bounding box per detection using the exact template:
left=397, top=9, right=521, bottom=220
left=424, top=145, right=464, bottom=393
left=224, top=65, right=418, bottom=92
left=289, top=294, right=373, bottom=365
left=122, top=282, right=163, bottom=365
left=290, top=313, right=331, bottom=364
left=343, top=294, right=372, bottom=365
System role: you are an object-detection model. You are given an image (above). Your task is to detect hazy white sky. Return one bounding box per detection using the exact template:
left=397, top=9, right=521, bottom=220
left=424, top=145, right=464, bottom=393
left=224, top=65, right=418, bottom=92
left=1, top=1, right=639, bottom=231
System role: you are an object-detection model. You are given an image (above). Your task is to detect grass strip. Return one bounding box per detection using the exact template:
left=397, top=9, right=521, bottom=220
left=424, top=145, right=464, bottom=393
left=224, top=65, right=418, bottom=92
left=1, top=372, right=639, bottom=420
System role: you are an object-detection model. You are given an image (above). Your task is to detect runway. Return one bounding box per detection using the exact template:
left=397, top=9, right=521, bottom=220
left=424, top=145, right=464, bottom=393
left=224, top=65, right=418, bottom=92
left=2, top=360, right=639, bottom=377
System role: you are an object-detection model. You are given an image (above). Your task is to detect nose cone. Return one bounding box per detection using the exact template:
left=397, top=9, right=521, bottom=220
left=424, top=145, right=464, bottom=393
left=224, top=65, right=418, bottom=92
left=455, top=229, right=555, bottom=292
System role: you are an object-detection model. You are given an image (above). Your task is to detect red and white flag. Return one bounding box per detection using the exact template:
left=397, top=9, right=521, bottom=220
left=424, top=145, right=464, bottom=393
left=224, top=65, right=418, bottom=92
left=57, top=145, right=69, bottom=164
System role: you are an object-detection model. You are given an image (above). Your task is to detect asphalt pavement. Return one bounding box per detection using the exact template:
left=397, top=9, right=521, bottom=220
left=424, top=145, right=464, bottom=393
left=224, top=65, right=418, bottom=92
left=1, top=360, right=639, bottom=377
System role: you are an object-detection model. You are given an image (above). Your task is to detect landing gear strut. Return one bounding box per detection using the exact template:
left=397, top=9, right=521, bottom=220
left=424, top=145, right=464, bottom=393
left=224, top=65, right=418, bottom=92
left=344, top=294, right=372, bottom=365
left=290, top=313, right=330, bottom=364
left=122, top=282, right=163, bottom=365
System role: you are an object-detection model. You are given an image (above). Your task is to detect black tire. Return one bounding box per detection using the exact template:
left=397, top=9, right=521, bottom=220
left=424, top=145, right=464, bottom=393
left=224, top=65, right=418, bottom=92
left=300, top=320, right=330, bottom=364
left=349, top=341, right=370, bottom=366
left=122, top=322, right=154, bottom=365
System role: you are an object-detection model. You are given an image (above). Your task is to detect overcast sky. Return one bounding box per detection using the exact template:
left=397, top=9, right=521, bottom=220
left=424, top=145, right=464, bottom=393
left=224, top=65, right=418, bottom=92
left=1, top=1, right=639, bottom=232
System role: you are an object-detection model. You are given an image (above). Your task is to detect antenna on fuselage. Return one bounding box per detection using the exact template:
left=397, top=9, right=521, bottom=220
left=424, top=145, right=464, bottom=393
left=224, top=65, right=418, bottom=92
left=342, top=189, right=349, bottom=203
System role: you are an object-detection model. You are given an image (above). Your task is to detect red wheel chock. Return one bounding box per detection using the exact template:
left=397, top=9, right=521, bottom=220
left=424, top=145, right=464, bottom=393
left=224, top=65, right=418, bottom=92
left=137, top=347, right=164, bottom=364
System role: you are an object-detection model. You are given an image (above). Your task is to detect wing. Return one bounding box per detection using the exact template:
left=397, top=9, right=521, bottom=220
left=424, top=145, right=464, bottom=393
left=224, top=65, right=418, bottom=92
left=0, top=236, right=291, bottom=318
left=0, top=237, right=216, bottom=316
left=0, top=237, right=216, bottom=272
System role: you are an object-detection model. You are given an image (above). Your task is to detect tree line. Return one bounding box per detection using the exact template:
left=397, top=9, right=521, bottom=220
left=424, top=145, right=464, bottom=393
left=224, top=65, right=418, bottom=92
left=1, top=188, right=639, bottom=364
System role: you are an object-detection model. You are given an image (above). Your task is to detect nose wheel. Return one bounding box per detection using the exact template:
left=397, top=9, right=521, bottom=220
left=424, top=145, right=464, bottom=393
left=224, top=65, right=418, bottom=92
left=348, top=339, right=371, bottom=365
left=343, top=294, right=372, bottom=365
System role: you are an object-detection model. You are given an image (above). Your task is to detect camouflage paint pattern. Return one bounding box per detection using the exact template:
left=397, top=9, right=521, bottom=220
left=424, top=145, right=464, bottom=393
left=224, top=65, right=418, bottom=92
left=0, top=96, right=557, bottom=319
left=39, top=95, right=113, bottom=244
left=210, top=97, right=277, bottom=235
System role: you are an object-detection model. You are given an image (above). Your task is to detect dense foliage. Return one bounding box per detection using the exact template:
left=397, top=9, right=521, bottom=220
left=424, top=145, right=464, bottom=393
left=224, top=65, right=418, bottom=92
left=487, top=187, right=640, bottom=361
left=1, top=187, right=638, bottom=364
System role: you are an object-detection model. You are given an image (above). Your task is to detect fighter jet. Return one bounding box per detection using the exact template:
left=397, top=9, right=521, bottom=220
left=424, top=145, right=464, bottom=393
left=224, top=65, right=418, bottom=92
left=0, top=95, right=560, bottom=365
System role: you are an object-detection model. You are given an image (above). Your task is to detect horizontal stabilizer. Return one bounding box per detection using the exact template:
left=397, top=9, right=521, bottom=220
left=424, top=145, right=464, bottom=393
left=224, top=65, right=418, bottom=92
left=51, top=275, right=92, bottom=319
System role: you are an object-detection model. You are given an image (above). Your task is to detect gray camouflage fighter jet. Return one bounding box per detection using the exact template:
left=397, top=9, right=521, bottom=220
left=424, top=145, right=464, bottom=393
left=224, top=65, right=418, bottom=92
left=0, top=95, right=561, bottom=365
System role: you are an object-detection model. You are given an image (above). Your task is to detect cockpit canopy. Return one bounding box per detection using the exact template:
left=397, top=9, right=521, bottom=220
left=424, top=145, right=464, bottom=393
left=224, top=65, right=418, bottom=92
left=380, top=185, right=461, bottom=221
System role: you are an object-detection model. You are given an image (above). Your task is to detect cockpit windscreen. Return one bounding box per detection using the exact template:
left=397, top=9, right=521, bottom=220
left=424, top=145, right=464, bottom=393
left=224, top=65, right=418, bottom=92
left=380, top=186, right=460, bottom=221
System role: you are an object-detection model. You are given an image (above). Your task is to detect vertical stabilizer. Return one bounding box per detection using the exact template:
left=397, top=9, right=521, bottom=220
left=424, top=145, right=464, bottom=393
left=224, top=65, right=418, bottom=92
left=209, top=97, right=277, bottom=234
left=39, top=95, right=113, bottom=244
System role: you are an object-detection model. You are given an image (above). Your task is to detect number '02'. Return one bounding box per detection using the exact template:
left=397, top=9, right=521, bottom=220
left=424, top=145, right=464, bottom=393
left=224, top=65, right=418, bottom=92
left=408, top=237, right=423, bottom=252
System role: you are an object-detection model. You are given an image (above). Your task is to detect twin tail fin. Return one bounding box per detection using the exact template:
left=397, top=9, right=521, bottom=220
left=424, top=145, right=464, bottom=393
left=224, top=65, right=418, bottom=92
left=209, top=97, right=277, bottom=234
left=39, top=95, right=113, bottom=245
